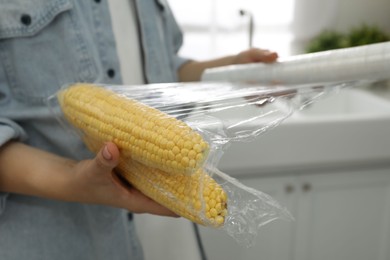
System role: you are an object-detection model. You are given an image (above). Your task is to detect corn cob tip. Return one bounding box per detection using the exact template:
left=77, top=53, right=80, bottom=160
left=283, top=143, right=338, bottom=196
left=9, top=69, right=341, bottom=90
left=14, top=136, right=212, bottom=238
left=119, top=159, right=228, bottom=228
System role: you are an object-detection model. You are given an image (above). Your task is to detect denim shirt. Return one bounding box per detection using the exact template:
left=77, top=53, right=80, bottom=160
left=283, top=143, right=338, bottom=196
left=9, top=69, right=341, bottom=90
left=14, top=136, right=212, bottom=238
left=0, top=0, right=187, bottom=259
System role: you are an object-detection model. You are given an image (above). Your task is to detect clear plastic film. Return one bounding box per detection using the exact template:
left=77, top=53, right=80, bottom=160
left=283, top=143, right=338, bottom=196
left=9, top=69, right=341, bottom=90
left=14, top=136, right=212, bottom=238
left=48, top=81, right=350, bottom=247
left=202, top=42, right=390, bottom=85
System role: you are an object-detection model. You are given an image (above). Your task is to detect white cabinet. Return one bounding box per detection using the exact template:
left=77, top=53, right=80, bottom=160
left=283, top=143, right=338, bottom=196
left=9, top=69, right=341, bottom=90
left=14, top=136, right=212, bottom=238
left=293, top=168, right=390, bottom=260
left=198, top=167, right=390, bottom=260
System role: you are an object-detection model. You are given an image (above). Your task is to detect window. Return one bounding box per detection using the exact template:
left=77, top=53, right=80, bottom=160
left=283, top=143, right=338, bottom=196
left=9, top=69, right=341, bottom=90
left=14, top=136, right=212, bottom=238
left=168, top=0, right=295, bottom=60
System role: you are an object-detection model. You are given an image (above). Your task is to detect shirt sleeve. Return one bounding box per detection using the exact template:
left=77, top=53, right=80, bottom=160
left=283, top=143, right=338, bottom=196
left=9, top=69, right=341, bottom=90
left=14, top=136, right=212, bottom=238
left=0, top=118, right=28, bottom=215
left=165, top=2, right=192, bottom=77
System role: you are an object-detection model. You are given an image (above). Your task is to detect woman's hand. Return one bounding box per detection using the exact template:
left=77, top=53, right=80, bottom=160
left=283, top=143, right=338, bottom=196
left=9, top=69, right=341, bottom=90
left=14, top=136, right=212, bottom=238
left=0, top=141, right=177, bottom=217
left=179, top=47, right=279, bottom=82
left=71, top=142, right=177, bottom=216
left=233, top=48, right=278, bottom=64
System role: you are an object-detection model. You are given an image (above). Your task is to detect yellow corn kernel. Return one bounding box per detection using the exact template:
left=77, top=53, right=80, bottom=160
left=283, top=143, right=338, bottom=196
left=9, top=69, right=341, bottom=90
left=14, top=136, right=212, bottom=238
left=58, top=83, right=209, bottom=175
left=118, top=158, right=228, bottom=227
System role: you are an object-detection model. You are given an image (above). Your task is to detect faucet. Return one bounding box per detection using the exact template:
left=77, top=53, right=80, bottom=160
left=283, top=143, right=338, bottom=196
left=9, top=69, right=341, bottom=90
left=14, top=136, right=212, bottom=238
left=239, top=9, right=254, bottom=48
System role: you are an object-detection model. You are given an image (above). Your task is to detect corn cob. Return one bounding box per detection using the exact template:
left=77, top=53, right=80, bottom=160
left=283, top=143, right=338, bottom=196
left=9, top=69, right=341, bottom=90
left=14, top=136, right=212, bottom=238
left=119, top=159, right=227, bottom=227
left=58, top=83, right=209, bottom=175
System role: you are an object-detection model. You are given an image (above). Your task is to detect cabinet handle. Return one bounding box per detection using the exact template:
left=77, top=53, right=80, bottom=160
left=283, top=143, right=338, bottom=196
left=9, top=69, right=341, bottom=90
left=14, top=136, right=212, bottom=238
left=285, top=184, right=295, bottom=194
left=302, top=183, right=312, bottom=192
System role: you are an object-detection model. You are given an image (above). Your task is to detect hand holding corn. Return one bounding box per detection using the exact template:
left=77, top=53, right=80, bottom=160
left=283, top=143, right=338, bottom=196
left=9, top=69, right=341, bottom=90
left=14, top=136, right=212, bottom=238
left=58, top=83, right=228, bottom=227
left=0, top=141, right=178, bottom=217
left=69, top=142, right=180, bottom=216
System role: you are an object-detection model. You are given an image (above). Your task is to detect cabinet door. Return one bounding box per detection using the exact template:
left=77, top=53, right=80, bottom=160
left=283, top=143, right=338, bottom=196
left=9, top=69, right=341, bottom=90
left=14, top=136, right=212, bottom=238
left=198, top=175, right=297, bottom=260
left=294, top=168, right=390, bottom=260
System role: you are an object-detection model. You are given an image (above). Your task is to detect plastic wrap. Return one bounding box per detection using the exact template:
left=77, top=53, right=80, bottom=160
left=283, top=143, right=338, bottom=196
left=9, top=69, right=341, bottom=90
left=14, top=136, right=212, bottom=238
left=48, top=81, right=349, bottom=247
left=202, top=42, right=390, bottom=85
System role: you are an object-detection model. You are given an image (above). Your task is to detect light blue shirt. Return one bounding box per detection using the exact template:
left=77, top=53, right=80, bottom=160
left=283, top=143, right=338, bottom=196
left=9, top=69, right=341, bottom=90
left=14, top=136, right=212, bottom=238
left=0, top=0, right=188, bottom=259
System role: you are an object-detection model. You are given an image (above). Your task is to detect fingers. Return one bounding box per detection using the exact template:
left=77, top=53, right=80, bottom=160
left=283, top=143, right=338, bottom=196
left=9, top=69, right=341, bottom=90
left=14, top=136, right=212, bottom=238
left=71, top=143, right=178, bottom=218
left=249, top=48, right=278, bottom=63
left=110, top=177, right=178, bottom=217
left=236, top=48, right=279, bottom=64
left=110, top=172, right=179, bottom=217
left=97, top=144, right=178, bottom=217
left=126, top=188, right=179, bottom=217
left=93, top=142, right=120, bottom=172
left=89, top=143, right=179, bottom=217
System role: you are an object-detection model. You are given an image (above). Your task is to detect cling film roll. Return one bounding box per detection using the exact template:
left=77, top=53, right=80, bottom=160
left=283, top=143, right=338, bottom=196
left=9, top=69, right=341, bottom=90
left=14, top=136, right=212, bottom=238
left=202, top=42, right=390, bottom=85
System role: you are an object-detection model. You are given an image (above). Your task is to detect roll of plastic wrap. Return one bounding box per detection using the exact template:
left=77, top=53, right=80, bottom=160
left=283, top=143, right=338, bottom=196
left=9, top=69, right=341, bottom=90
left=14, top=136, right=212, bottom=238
left=201, top=42, right=390, bottom=85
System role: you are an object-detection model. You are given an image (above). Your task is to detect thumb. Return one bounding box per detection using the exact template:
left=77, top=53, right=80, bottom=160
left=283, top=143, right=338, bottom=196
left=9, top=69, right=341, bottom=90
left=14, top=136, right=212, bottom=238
left=91, top=142, right=120, bottom=174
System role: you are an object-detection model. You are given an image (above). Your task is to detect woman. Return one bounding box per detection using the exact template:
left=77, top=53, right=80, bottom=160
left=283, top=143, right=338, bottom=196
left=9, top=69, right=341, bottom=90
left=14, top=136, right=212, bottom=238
left=0, top=0, right=277, bottom=259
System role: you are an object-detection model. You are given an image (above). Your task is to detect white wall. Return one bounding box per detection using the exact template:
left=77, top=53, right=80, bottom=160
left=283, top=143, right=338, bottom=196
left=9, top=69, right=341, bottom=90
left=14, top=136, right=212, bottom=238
left=334, top=0, right=390, bottom=34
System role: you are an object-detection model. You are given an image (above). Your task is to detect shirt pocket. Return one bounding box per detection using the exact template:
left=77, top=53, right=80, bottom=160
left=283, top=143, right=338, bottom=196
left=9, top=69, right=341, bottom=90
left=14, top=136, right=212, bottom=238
left=0, top=0, right=98, bottom=105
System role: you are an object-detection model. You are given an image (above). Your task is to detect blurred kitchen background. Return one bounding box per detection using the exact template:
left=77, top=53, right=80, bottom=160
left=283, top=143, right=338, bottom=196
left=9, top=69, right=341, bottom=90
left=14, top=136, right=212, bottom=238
left=169, top=0, right=390, bottom=58
left=134, top=0, right=390, bottom=260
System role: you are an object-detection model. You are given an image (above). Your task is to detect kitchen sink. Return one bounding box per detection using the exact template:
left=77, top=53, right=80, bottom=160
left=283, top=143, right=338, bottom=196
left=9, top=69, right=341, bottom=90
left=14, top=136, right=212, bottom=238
left=297, top=87, right=390, bottom=118
left=209, top=87, right=390, bottom=175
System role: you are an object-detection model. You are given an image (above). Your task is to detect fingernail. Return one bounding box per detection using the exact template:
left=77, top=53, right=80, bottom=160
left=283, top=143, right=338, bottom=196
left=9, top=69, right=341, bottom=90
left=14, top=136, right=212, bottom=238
left=103, top=145, right=112, bottom=160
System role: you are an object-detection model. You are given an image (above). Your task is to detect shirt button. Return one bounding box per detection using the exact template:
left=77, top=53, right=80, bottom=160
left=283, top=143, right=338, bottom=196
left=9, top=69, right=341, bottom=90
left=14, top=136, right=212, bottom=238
left=127, top=213, right=133, bottom=221
left=94, top=0, right=101, bottom=3
left=20, top=14, right=32, bottom=26
left=107, top=69, right=115, bottom=78
left=0, top=91, right=6, bottom=100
